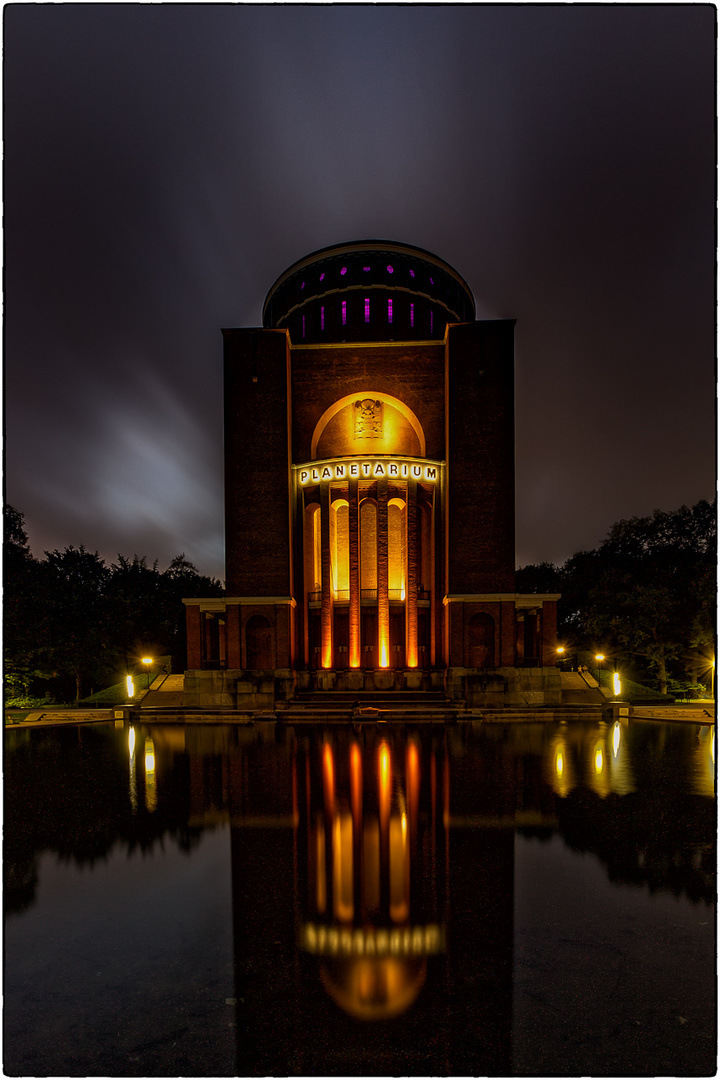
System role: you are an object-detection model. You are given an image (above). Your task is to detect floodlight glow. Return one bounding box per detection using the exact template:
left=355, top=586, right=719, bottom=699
left=613, top=672, right=621, bottom=696
left=126, top=675, right=134, bottom=698
left=141, top=657, right=153, bottom=665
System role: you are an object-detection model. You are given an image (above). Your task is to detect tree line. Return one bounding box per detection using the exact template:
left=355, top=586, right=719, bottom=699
left=517, top=499, right=716, bottom=695
left=4, top=506, right=223, bottom=705
left=5, top=498, right=715, bottom=703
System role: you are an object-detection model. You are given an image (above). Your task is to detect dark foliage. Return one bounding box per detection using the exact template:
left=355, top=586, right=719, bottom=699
left=517, top=499, right=716, bottom=693
left=4, top=506, right=223, bottom=703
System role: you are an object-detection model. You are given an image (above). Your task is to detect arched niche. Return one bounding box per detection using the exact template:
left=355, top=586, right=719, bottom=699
left=330, top=498, right=349, bottom=595
left=360, top=498, right=377, bottom=592
left=304, top=502, right=321, bottom=595
left=387, top=498, right=406, bottom=596
left=311, top=392, right=425, bottom=459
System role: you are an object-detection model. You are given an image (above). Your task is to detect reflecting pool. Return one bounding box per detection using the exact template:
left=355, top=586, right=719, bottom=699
left=4, top=718, right=716, bottom=1076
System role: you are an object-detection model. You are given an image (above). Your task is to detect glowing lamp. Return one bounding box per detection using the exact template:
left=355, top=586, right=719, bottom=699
left=141, top=657, right=153, bottom=665
left=613, top=672, right=621, bottom=696
left=126, top=675, right=134, bottom=698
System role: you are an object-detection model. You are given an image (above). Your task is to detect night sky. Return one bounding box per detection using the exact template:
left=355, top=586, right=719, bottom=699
left=5, top=5, right=715, bottom=583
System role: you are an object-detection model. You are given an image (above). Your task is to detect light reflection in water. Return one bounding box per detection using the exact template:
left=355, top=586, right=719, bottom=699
left=128, top=726, right=137, bottom=813
left=4, top=717, right=716, bottom=1077
left=144, top=736, right=157, bottom=813
left=295, top=732, right=449, bottom=1019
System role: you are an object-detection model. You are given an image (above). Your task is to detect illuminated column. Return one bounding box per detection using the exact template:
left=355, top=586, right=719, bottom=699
left=377, top=477, right=389, bottom=668
left=348, top=479, right=361, bottom=668
left=320, top=486, right=334, bottom=668
left=406, top=480, right=418, bottom=668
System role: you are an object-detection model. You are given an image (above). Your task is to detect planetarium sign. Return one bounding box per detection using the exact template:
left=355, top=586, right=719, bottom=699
left=295, top=457, right=442, bottom=485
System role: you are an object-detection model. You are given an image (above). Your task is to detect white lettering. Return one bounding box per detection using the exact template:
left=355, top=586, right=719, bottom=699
left=295, top=458, right=439, bottom=485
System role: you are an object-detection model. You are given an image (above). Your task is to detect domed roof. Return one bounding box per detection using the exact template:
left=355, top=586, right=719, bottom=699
left=262, top=239, right=475, bottom=344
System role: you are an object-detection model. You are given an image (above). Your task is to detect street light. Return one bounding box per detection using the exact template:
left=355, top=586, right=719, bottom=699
left=141, top=657, right=154, bottom=689
left=595, top=653, right=605, bottom=687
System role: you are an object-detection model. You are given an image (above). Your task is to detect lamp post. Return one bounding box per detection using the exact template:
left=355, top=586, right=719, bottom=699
left=141, top=657, right=154, bottom=689
left=595, top=653, right=605, bottom=688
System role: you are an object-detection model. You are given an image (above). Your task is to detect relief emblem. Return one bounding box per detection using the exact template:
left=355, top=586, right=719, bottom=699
left=354, top=398, right=384, bottom=439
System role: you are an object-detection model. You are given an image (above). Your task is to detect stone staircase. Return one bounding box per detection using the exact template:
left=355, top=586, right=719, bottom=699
left=139, top=673, right=186, bottom=709
left=281, top=689, right=463, bottom=723
left=560, top=670, right=606, bottom=705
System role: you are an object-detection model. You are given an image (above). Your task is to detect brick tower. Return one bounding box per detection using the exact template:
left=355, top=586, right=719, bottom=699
left=184, top=240, right=560, bottom=709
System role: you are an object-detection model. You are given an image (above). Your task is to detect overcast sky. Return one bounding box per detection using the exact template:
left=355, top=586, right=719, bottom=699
left=5, top=4, right=716, bottom=582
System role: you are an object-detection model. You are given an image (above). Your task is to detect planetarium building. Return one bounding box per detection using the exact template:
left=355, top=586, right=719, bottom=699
left=183, top=240, right=560, bottom=711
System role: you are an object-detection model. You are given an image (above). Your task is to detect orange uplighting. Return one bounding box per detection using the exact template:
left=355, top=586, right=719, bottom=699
left=379, top=639, right=389, bottom=668
left=350, top=743, right=362, bottom=822
left=406, top=741, right=419, bottom=825
left=378, top=742, right=391, bottom=826
left=323, top=743, right=335, bottom=810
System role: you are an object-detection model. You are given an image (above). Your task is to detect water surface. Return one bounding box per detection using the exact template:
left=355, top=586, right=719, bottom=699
left=4, top=718, right=715, bottom=1075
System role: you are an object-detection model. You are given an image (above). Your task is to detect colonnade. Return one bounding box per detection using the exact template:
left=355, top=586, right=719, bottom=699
left=304, top=478, right=432, bottom=671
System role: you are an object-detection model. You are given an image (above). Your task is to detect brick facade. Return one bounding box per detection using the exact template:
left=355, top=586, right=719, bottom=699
left=184, top=240, right=560, bottom=708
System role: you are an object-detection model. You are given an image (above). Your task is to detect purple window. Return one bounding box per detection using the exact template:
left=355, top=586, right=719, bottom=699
left=429, top=277, right=434, bottom=285
left=341, top=300, right=346, bottom=325
left=409, top=269, right=415, bottom=278
left=319, top=273, right=325, bottom=281
left=364, top=298, right=370, bottom=323
left=410, top=303, right=414, bottom=327
left=387, top=265, right=393, bottom=273
left=388, top=299, right=393, bottom=323
left=340, top=267, right=347, bottom=276
left=321, top=306, right=325, bottom=330
left=363, top=266, right=371, bottom=272
left=302, top=315, right=305, bottom=338
left=430, top=310, right=434, bottom=333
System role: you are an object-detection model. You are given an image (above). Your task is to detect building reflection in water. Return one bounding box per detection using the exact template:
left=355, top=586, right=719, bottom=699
left=26, top=715, right=706, bottom=1075
left=293, top=732, right=448, bottom=1020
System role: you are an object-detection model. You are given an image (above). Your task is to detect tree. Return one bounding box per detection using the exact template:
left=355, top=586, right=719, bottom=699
left=40, top=546, right=115, bottom=702
left=517, top=500, right=716, bottom=694
left=3, top=506, right=50, bottom=701
left=567, top=501, right=715, bottom=694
